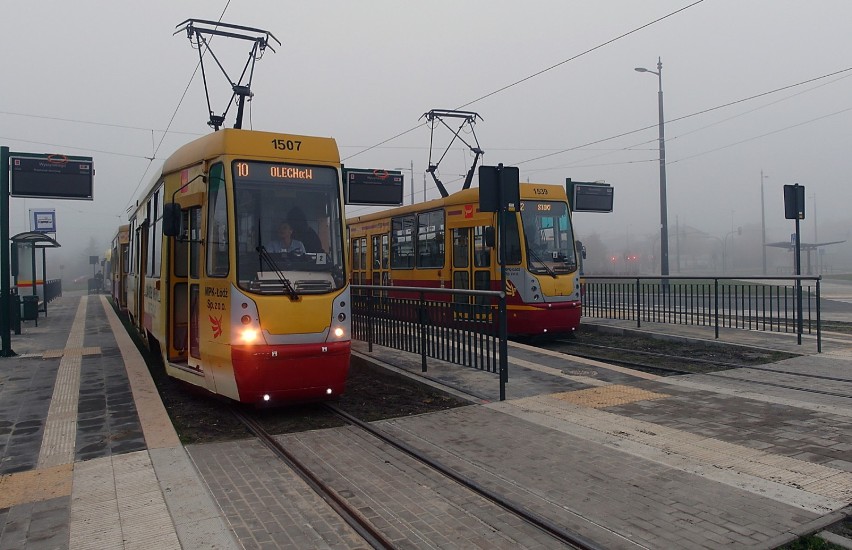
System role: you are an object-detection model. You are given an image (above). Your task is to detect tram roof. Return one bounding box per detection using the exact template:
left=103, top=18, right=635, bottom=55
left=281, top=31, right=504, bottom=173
left=162, top=128, right=339, bottom=174
left=347, top=182, right=568, bottom=224
left=347, top=188, right=479, bottom=224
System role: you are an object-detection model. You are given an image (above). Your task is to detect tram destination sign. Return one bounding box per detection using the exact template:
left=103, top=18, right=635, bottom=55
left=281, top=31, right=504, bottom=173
left=9, top=154, right=94, bottom=200
left=344, top=168, right=403, bottom=206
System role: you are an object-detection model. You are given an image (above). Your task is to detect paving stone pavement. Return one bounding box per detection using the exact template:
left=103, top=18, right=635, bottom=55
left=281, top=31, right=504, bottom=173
left=0, top=294, right=236, bottom=549
left=2, top=289, right=851, bottom=548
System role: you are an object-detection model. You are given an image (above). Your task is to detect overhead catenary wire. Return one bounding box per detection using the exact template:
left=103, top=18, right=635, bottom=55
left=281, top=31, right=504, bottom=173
left=121, top=0, right=233, bottom=215
left=342, top=1, right=706, bottom=163
left=522, top=72, right=852, bottom=176
left=5, top=1, right=851, bottom=208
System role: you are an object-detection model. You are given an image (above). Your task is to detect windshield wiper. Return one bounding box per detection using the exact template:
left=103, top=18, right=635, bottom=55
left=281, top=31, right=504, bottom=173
left=526, top=246, right=557, bottom=278
left=256, top=245, right=300, bottom=300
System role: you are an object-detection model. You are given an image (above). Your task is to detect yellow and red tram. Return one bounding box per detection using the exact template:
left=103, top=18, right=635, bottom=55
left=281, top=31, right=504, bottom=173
left=121, top=129, right=351, bottom=404
left=347, top=183, right=582, bottom=336
left=109, top=224, right=130, bottom=310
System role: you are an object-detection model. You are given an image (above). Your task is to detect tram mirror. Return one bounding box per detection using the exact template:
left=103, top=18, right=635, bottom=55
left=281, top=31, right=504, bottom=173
left=484, top=226, right=495, bottom=248
left=162, top=203, right=182, bottom=237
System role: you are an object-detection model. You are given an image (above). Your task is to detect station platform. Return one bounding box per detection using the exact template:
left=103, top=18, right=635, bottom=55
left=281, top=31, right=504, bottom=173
left=0, top=293, right=237, bottom=549
left=1, top=292, right=850, bottom=549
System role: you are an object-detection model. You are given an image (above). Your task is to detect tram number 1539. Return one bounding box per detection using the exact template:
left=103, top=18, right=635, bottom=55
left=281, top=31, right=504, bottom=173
left=272, top=139, right=302, bottom=151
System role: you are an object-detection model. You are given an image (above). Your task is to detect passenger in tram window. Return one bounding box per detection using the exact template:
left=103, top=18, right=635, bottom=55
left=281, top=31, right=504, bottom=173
left=268, top=221, right=305, bottom=255
left=287, top=207, right=322, bottom=253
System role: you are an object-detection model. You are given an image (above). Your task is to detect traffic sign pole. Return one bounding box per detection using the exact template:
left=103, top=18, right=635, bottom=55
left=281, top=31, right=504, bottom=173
left=1, top=146, right=13, bottom=356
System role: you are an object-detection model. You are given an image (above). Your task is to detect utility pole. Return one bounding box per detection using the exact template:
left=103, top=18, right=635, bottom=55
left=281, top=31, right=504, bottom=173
left=761, top=170, right=768, bottom=275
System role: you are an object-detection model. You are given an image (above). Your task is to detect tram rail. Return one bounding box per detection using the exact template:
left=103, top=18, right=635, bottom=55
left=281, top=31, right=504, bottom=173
left=230, top=403, right=603, bottom=550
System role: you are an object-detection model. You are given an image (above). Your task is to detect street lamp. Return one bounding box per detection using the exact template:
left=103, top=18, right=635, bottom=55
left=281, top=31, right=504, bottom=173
left=723, top=227, right=741, bottom=274
left=760, top=170, right=769, bottom=275
left=635, top=57, right=669, bottom=278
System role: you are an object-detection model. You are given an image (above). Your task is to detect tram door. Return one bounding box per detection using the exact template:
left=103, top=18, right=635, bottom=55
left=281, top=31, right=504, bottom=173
left=371, top=235, right=390, bottom=289
left=169, top=209, right=190, bottom=363
left=351, top=237, right=366, bottom=285
left=135, top=220, right=148, bottom=330
left=451, top=226, right=492, bottom=314
left=187, top=207, right=203, bottom=366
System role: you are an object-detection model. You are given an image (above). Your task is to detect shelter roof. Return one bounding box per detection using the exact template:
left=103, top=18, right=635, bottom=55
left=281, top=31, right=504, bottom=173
left=10, top=232, right=61, bottom=248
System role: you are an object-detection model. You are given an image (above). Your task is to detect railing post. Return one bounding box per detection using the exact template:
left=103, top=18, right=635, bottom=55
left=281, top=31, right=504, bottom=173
left=499, top=291, right=507, bottom=401
left=816, top=278, right=822, bottom=353
left=796, top=277, right=803, bottom=346
left=419, top=291, right=427, bottom=372
left=367, top=286, right=374, bottom=353
left=635, top=278, right=641, bottom=328
left=714, top=278, right=719, bottom=339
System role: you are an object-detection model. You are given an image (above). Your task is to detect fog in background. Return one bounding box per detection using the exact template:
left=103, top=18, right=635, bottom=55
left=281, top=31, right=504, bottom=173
left=2, top=1, right=851, bottom=281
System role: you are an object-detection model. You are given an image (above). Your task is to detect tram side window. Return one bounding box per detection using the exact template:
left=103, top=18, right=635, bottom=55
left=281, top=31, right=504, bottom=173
left=390, top=215, right=415, bottom=269
left=359, top=237, right=367, bottom=273
left=372, top=235, right=381, bottom=269
left=206, top=164, right=229, bottom=278
left=381, top=235, right=389, bottom=269
left=352, top=237, right=365, bottom=285
left=128, top=219, right=136, bottom=275
left=504, top=214, right=522, bottom=265
left=453, top=229, right=469, bottom=268
left=473, top=226, right=491, bottom=267
left=416, top=210, right=444, bottom=269
left=146, top=200, right=154, bottom=276
left=353, top=239, right=362, bottom=271
left=153, top=186, right=163, bottom=276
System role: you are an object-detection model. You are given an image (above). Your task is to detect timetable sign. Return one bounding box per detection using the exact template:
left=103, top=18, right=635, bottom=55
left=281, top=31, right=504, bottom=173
left=10, top=154, right=94, bottom=200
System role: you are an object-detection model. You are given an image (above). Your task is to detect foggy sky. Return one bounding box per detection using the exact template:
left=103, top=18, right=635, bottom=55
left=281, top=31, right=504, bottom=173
left=2, top=1, right=851, bottom=276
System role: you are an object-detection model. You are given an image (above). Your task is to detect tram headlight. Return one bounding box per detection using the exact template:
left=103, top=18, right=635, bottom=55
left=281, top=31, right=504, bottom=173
left=334, top=327, right=345, bottom=338
left=240, top=328, right=259, bottom=343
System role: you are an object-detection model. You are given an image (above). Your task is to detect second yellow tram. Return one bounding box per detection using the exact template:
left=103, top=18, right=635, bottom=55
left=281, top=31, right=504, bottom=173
left=347, top=183, right=582, bottom=336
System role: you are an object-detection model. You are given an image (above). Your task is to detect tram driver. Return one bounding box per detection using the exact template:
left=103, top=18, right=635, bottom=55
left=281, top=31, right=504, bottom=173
left=268, top=221, right=306, bottom=255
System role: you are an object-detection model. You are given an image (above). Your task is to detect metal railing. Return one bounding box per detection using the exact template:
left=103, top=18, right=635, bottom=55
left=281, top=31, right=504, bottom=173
left=44, top=279, right=62, bottom=306
left=582, top=276, right=821, bottom=351
left=351, top=284, right=509, bottom=400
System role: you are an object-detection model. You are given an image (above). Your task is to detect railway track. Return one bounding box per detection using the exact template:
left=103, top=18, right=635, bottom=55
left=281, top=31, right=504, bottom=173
left=550, top=339, right=852, bottom=401
left=231, top=407, right=396, bottom=549
left=231, top=404, right=603, bottom=550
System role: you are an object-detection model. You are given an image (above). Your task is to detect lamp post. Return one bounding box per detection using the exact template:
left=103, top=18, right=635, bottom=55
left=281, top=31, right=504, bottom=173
left=635, top=58, right=669, bottom=278
left=724, top=227, right=741, bottom=274
left=761, top=170, right=769, bottom=275
left=393, top=161, right=415, bottom=205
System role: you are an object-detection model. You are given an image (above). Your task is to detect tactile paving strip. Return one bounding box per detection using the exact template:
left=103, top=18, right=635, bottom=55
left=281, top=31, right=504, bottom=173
left=552, top=384, right=670, bottom=408
left=0, top=464, right=73, bottom=508
left=42, top=347, right=101, bottom=359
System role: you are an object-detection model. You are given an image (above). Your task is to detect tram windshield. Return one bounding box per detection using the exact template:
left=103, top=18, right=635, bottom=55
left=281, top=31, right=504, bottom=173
left=232, top=161, right=346, bottom=295
left=519, top=200, right=577, bottom=275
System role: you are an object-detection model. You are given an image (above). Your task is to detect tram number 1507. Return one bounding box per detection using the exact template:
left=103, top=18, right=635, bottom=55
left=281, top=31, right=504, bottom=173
left=271, top=139, right=302, bottom=151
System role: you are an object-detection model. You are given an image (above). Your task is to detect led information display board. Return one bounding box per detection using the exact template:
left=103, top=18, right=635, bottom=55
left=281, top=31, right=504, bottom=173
left=344, top=168, right=403, bottom=206
left=567, top=179, right=613, bottom=213
left=10, top=154, right=94, bottom=200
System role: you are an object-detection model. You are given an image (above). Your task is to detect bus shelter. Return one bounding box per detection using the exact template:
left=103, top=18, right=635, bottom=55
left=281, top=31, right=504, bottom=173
left=11, top=231, right=61, bottom=321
